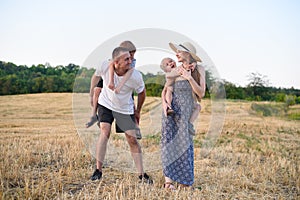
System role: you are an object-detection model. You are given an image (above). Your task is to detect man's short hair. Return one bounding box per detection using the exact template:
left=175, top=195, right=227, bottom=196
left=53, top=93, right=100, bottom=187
left=112, top=47, right=129, bottom=60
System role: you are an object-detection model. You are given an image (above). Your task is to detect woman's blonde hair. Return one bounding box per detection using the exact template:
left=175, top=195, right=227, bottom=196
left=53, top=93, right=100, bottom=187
left=188, top=54, right=202, bottom=101
left=191, top=66, right=202, bottom=102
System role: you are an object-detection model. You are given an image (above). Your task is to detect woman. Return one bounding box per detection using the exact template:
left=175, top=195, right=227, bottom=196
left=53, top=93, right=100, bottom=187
left=161, top=42, right=206, bottom=189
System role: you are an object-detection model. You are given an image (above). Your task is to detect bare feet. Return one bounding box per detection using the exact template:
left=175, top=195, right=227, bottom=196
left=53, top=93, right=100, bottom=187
left=164, top=182, right=176, bottom=190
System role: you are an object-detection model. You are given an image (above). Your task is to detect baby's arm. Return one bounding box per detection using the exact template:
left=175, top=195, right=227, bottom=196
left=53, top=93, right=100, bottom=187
left=164, top=68, right=180, bottom=87
left=114, top=67, right=134, bottom=93
left=108, top=62, right=115, bottom=91
left=165, top=68, right=180, bottom=79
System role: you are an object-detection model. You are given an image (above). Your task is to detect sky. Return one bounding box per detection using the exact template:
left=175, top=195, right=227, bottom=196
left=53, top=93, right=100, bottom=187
left=0, top=0, right=299, bottom=89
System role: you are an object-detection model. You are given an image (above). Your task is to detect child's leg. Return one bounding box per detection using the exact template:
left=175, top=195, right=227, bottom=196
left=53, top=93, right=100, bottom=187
left=189, top=103, right=201, bottom=123
left=165, top=88, right=173, bottom=108
left=165, top=87, right=174, bottom=115
left=92, top=87, right=102, bottom=116
left=86, top=87, right=102, bottom=128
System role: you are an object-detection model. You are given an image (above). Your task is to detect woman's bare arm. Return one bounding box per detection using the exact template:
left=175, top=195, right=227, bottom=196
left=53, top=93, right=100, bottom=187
left=177, top=65, right=206, bottom=98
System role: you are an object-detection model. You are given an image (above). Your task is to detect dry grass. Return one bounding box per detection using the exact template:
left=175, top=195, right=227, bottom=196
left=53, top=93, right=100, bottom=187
left=0, top=93, right=299, bottom=199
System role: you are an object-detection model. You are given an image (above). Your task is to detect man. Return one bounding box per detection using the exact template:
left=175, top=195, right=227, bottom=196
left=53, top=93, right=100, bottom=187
left=89, top=46, right=152, bottom=183
left=88, top=41, right=142, bottom=139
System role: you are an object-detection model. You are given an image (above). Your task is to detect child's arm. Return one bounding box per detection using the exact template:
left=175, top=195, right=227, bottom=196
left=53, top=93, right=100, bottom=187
left=164, top=68, right=180, bottom=87
left=114, top=67, right=134, bottom=93
left=108, top=61, right=115, bottom=91
left=165, top=68, right=180, bottom=79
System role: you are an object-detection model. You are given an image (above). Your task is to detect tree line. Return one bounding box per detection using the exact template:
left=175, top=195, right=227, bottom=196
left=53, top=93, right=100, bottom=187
left=0, top=61, right=82, bottom=95
left=1, top=61, right=299, bottom=104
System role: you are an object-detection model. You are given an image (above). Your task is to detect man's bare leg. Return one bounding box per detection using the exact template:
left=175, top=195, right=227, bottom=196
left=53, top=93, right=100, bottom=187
left=96, top=122, right=111, bottom=169
left=90, top=122, right=111, bottom=180
left=124, top=129, right=143, bottom=174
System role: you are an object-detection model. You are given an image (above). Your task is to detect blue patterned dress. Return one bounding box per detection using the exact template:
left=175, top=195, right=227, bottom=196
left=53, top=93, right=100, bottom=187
left=161, top=80, right=194, bottom=186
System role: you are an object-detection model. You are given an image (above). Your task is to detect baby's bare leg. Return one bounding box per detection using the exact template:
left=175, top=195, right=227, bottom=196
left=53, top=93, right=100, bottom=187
left=165, top=87, right=174, bottom=115
left=165, top=88, right=172, bottom=107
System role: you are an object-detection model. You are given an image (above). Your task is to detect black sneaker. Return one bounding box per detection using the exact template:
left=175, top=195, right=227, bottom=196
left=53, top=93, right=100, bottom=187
left=90, top=169, right=102, bottom=181
left=138, top=173, right=153, bottom=184
left=85, top=115, right=98, bottom=128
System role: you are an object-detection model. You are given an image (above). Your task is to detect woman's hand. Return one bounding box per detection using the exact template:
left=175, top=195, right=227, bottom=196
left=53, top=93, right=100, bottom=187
left=177, top=66, right=192, bottom=81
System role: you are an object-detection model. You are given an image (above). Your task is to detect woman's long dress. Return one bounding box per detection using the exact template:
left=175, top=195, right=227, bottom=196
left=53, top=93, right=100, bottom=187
left=161, top=80, right=194, bottom=186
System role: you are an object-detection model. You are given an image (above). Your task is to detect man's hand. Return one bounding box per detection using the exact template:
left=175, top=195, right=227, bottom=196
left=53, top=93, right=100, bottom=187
left=134, top=109, right=140, bottom=125
left=136, top=89, right=146, bottom=124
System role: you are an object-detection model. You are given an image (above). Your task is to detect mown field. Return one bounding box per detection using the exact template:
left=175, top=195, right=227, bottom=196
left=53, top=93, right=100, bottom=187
left=0, top=93, right=299, bottom=199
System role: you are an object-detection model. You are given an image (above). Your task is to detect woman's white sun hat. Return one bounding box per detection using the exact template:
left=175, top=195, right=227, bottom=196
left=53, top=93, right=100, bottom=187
left=169, top=42, right=202, bottom=62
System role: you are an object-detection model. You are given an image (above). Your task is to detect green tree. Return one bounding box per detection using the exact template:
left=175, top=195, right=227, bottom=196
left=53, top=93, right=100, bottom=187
left=296, top=96, right=300, bottom=104
left=285, top=95, right=296, bottom=107
left=275, top=93, right=286, bottom=102
left=246, top=72, right=270, bottom=101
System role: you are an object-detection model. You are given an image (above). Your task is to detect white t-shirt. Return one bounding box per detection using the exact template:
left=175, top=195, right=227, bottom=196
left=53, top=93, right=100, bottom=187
left=95, top=60, right=145, bottom=114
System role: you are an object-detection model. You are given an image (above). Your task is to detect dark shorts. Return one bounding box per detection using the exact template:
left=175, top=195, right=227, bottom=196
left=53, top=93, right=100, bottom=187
left=115, top=123, right=124, bottom=133
left=98, top=104, right=136, bottom=133
left=97, top=79, right=103, bottom=88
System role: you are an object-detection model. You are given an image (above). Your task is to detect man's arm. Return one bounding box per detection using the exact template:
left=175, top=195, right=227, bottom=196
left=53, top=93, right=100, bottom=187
left=108, top=62, right=115, bottom=91
left=135, top=88, right=146, bottom=124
